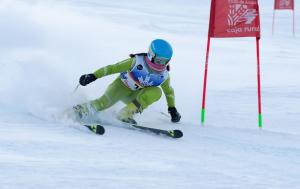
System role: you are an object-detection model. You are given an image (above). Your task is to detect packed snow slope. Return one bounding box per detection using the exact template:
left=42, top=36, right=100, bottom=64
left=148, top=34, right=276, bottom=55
left=1, top=0, right=300, bottom=188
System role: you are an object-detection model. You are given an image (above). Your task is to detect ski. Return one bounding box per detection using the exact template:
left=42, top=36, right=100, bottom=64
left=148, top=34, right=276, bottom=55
left=82, top=123, right=183, bottom=138
left=83, top=124, right=105, bottom=135
left=128, top=124, right=183, bottom=138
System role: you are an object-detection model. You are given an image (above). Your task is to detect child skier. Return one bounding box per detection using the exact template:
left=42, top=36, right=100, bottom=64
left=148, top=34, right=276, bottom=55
left=73, top=39, right=181, bottom=124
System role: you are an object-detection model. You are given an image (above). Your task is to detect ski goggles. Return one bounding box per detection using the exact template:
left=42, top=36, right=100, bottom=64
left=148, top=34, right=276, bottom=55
left=145, top=56, right=167, bottom=72
left=152, top=56, right=170, bottom=65
left=147, top=50, right=170, bottom=65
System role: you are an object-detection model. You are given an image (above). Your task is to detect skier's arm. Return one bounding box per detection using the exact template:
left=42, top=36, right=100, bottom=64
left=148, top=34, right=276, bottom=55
left=79, top=58, right=134, bottom=86
left=161, top=77, right=181, bottom=123
left=161, top=77, right=175, bottom=108
left=93, top=58, right=133, bottom=79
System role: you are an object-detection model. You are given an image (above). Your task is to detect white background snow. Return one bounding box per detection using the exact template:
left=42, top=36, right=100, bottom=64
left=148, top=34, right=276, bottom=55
left=1, top=0, right=300, bottom=188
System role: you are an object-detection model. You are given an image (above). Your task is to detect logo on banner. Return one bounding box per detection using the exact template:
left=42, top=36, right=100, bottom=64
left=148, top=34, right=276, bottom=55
left=275, top=0, right=294, bottom=10
left=226, top=3, right=259, bottom=34
left=208, top=0, right=260, bottom=38
left=228, top=4, right=258, bottom=26
left=280, top=0, right=291, bottom=7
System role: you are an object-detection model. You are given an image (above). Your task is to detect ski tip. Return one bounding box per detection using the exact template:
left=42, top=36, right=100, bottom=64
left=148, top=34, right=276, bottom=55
left=170, top=130, right=183, bottom=138
left=95, top=125, right=105, bottom=135
left=84, top=124, right=105, bottom=135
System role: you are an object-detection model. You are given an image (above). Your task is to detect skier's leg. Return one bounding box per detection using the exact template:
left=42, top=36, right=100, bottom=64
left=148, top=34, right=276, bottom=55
left=91, top=78, right=132, bottom=111
left=135, top=87, right=162, bottom=110
left=118, top=87, right=162, bottom=123
left=73, top=78, right=132, bottom=119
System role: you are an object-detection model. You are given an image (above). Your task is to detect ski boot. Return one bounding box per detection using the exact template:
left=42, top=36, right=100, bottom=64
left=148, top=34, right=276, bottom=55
left=117, top=102, right=141, bottom=125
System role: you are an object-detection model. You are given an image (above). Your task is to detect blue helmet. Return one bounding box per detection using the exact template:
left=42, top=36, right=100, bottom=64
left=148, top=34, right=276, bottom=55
left=147, top=39, right=173, bottom=68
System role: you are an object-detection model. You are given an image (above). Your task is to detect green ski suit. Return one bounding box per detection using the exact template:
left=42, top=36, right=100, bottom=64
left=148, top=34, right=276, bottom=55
left=90, top=57, right=176, bottom=112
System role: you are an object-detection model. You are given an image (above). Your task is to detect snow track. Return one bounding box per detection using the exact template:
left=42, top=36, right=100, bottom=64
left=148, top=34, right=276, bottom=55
left=1, top=0, right=300, bottom=188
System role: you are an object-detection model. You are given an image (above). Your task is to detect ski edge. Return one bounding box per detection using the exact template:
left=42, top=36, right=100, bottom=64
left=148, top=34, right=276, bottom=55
left=130, top=124, right=183, bottom=138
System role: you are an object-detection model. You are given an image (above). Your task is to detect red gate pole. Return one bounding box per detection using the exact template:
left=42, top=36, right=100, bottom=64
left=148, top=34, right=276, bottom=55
left=201, top=37, right=211, bottom=125
left=256, top=37, right=263, bottom=128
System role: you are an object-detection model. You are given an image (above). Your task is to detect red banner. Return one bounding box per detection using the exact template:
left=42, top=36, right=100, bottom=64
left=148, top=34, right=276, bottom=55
left=274, top=0, right=294, bottom=10
left=209, top=0, right=260, bottom=38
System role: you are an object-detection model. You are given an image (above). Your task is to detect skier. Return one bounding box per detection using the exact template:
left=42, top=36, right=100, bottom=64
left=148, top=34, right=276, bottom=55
left=73, top=39, right=181, bottom=125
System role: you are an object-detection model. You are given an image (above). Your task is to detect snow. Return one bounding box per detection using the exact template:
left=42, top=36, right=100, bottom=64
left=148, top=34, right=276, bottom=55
left=1, top=0, right=300, bottom=188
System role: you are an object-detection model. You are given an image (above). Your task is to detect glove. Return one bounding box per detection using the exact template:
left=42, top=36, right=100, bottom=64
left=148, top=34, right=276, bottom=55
left=79, top=74, right=97, bottom=86
left=168, top=107, right=181, bottom=123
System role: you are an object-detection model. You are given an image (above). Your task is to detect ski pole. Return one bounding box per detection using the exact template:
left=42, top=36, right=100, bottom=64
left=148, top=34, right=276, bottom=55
left=73, top=84, right=80, bottom=93
left=160, top=111, right=170, bottom=118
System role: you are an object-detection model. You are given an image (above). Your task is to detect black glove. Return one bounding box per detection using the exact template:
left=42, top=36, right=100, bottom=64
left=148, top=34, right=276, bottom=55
left=79, top=74, right=97, bottom=86
left=168, top=107, right=181, bottom=123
